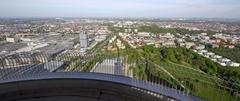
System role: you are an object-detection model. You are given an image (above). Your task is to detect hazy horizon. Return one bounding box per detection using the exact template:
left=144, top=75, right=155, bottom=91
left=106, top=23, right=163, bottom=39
left=0, top=0, right=240, bottom=18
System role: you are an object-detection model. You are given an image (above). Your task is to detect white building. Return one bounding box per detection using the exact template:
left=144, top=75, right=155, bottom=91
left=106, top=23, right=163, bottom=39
left=162, top=41, right=176, bottom=48
left=160, top=33, right=174, bottom=39
left=6, top=37, right=19, bottom=43
left=201, top=33, right=208, bottom=36
left=79, top=31, right=89, bottom=48
left=185, top=42, right=195, bottom=49
left=134, top=29, right=138, bottom=33
left=20, top=38, right=32, bottom=42
left=109, top=36, right=117, bottom=44
left=138, top=32, right=150, bottom=37
left=228, top=62, right=240, bottom=67
left=219, top=63, right=227, bottom=66
left=95, top=35, right=106, bottom=42
left=195, top=44, right=205, bottom=50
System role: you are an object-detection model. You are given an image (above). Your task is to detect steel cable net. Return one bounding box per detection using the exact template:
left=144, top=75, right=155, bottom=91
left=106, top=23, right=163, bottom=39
left=0, top=50, right=240, bottom=101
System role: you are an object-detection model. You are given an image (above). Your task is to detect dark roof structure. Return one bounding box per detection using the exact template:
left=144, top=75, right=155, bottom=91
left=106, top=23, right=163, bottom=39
left=0, top=72, right=204, bottom=101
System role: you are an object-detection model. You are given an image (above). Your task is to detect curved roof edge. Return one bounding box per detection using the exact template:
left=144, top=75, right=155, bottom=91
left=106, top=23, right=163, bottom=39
left=0, top=72, right=204, bottom=101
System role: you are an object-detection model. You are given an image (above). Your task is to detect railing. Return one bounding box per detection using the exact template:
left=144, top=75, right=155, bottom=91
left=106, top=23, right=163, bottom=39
left=0, top=52, right=240, bottom=101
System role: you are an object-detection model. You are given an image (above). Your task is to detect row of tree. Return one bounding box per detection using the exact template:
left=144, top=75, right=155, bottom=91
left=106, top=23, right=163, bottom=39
left=138, top=25, right=217, bottom=35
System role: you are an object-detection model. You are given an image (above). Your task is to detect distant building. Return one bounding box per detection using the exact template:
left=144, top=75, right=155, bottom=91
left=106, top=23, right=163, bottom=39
left=185, top=42, right=195, bottom=49
left=210, top=44, right=220, bottom=48
left=79, top=31, right=89, bottom=48
left=219, top=58, right=231, bottom=63
left=228, top=62, right=240, bottom=67
left=228, top=45, right=235, bottom=49
left=138, top=32, right=150, bottom=37
left=6, top=37, right=19, bottom=43
left=219, top=63, right=227, bottom=66
left=95, top=35, right=106, bottom=42
left=20, top=38, right=32, bottom=42
left=116, top=39, right=125, bottom=49
left=162, top=41, right=176, bottom=48
left=201, top=33, right=208, bottom=36
left=155, top=43, right=161, bottom=48
left=134, top=29, right=138, bottom=33
left=160, top=33, right=174, bottom=39
left=109, top=36, right=117, bottom=44
left=195, top=44, right=205, bottom=50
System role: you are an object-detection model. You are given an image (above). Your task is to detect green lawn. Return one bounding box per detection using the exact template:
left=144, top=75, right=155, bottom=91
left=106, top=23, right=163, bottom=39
left=154, top=61, right=237, bottom=101
left=134, top=46, right=239, bottom=101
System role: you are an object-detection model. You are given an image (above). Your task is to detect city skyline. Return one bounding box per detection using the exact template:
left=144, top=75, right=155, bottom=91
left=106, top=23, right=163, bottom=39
left=0, top=11, right=240, bottom=100
left=0, top=0, right=240, bottom=18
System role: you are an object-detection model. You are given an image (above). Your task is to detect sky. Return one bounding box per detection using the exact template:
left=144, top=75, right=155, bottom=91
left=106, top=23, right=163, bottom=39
left=0, top=0, right=240, bottom=18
